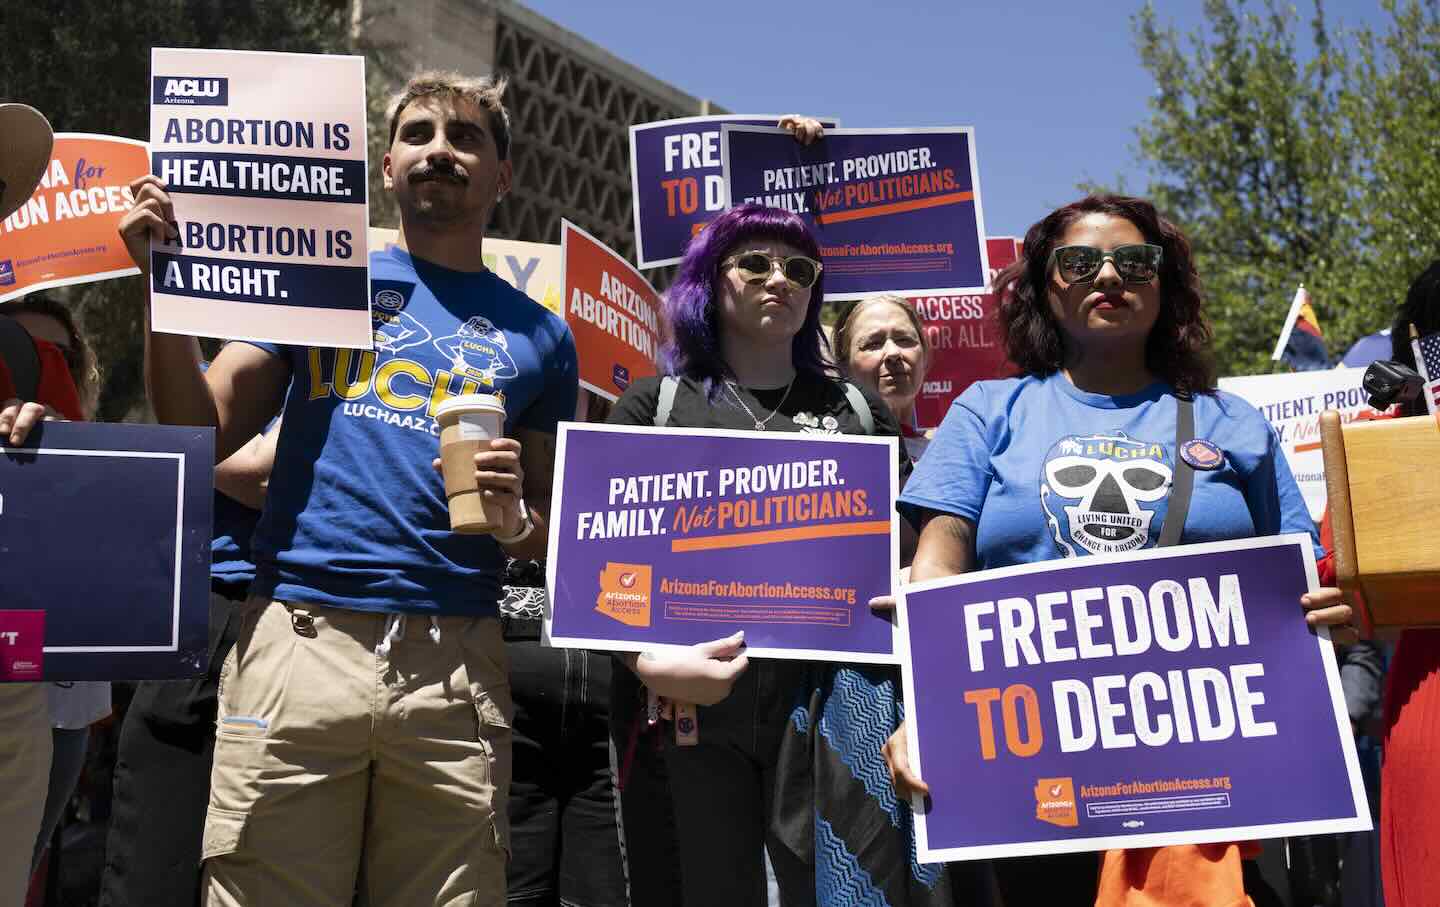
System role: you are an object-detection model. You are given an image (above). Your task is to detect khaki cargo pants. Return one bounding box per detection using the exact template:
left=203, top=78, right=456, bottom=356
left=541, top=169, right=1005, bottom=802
left=0, top=684, right=50, bottom=906
left=202, top=599, right=512, bottom=907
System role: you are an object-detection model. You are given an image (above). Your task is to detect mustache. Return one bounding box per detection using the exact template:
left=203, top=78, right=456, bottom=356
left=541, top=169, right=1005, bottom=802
left=409, top=164, right=467, bottom=184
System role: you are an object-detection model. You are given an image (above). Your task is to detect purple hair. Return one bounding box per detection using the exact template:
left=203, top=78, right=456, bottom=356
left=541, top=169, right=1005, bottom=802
left=661, top=203, right=829, bottom=395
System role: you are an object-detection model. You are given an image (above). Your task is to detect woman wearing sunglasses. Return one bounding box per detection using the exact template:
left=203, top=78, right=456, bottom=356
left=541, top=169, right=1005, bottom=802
left=606, top=201, right=962, bottom=907
left=884, top=194, right=1356, bottom=906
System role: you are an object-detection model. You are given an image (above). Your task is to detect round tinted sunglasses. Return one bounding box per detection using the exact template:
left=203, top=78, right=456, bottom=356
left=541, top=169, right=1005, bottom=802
left=1048, top=243, right=1163, bottom=284
left=722, top=251, right=824, bottom=290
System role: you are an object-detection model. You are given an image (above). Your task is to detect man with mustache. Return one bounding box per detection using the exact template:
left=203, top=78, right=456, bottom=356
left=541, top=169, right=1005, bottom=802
left=108, top=72, right=576, bottom=907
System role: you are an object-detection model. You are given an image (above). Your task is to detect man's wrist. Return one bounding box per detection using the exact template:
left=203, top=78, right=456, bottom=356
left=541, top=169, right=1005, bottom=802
left=495, top=502, right=534, bottom=546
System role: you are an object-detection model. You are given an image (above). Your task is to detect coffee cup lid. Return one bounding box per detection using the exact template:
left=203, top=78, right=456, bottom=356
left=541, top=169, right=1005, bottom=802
left=0, top=104, right=54, bottom=222
left=435, top=393, right=506, bottom=420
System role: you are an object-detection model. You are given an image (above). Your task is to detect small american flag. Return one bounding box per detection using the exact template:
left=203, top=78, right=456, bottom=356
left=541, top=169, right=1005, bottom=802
left=1410, top=330, right=1440, bottom=414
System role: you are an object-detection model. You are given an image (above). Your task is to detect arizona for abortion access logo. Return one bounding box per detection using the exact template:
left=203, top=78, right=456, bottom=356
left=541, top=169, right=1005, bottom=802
left=1033, top=777, right=1078, bottom=827
left=595, top=562, right=652, bottom=627
left=152, top=76, right=230, bottom=106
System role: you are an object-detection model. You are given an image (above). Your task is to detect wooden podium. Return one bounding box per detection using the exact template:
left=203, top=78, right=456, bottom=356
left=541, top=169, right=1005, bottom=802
left=1321, top=410, right=1440, bottom=628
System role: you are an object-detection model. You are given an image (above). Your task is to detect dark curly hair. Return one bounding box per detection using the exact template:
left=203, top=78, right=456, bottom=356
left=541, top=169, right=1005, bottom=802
left=1390, top=259, right=1440, bottom=416
left=994, top=194, right=1216, bottom=395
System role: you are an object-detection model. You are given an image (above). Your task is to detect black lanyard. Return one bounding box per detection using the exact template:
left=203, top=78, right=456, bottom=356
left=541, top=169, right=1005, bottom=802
left=1156, top=395, right=1195, bottom=548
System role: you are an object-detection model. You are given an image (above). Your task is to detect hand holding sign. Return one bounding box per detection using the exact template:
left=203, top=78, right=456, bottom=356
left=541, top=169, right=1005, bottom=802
left=777, top=115, right=826, bottom=146
left=118, top=175, right=179, bottom=275
left=1303, top=586, right=1357, bottom=643
left=883, top=720, right=928, bottom=799
left=627, top=631, right=750, bottom=706
left=0, top=399, right=60, bottom=446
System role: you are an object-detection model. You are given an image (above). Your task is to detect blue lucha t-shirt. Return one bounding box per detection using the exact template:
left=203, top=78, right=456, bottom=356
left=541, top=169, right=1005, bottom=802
left=246, top=246, right=578, bottom=616
left=210, top=491, right=260, bottom=587
left=898, top=374, right=1319, bottom=569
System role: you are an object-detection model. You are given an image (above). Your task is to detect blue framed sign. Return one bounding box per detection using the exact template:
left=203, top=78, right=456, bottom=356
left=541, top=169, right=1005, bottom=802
left=1, top=421, right=214, bottom=680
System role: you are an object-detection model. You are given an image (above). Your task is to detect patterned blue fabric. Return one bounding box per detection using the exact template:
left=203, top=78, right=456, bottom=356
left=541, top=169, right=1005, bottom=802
left=818, top=668, right=903, bottom=825
left=780, top=665, right=962, bottom=906
left=816, top=816, right=889, bottom=907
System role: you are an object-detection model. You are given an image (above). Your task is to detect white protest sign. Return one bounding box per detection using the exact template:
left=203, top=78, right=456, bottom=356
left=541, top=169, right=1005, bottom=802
left=149, top=48, right=371, bottom=347
left=1219, top=369, right=1393, bottom=521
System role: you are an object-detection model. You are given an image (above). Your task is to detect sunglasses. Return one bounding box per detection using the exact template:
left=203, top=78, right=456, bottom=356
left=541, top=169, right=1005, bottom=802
left=722, top=251, right=824, bottom=290
left=1048, top=243, right=1163, bottom=284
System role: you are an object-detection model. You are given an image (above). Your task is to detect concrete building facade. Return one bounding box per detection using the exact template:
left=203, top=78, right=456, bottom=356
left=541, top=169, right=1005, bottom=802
left=361, top=0, right=725, bottom=266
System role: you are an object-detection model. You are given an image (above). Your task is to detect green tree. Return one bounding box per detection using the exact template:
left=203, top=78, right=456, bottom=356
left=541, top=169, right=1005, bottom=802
left=1127, top=0, right=1440, bottom=376
left=1342, top=0, right=1440, bottom=331
left=0, top=0, right=348, bottom=419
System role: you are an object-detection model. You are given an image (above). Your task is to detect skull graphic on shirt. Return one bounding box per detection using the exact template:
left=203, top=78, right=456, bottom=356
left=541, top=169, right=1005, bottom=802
left=1040, top=432, right=1172, bottom=557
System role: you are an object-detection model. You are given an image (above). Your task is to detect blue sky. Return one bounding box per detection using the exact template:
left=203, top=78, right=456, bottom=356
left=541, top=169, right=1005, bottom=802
left=524, top=0, right=1390, bottom=237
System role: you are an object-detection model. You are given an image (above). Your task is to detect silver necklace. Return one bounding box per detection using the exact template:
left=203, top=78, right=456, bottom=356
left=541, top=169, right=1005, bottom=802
left=725, top=376, right=796, bottom=430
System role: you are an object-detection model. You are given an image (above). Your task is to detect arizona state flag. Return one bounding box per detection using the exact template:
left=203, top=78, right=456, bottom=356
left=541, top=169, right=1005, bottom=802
left=1273, top=284, right=1331, bottom=371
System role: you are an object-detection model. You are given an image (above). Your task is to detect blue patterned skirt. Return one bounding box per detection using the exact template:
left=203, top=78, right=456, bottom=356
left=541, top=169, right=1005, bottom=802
left=774, top=664, right=982, bottom=906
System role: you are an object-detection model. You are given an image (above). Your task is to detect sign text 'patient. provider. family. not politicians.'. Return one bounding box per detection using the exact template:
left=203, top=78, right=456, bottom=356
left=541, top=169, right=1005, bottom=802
left=546, top=424, right=901, bottom=662
left=721, top=126, right=990, bottom=300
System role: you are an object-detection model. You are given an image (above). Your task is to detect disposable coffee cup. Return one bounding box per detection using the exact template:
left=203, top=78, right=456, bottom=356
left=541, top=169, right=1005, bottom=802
left=436, top=393, right=507, bottom=534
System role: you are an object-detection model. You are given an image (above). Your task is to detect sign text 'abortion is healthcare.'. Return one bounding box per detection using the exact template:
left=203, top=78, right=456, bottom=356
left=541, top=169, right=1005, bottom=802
left=149, top=48, right=370, bottom=347
left=900, top=536, right=1369, bottom=861
left=547, top=425, right=900, bottom=662
left=0, top=134, right=149, bottom=302
left=721, top=126, right=989, bottom=300
left=629, top=115, right=839, bottom=269
left=0, top=422, right=213, bottom=681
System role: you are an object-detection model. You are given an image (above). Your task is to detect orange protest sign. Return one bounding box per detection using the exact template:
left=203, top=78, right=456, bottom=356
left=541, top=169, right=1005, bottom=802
left=0, top=134, right=148, bottom=302
left=561, top=220, right=661, bottom=401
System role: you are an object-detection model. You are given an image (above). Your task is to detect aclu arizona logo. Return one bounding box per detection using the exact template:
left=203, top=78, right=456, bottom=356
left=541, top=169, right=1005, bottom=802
left=594, top=563, right=652, bottom=628
left=152, top=76, right=229, bottom=106
left=0, top=261, right=14, bottom=287
left=1033, top=777, right=1078, bottom=828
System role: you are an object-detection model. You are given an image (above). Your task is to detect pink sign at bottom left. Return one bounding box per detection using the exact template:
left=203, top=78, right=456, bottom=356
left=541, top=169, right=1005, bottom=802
left=0, top=611, right=45, bottom=681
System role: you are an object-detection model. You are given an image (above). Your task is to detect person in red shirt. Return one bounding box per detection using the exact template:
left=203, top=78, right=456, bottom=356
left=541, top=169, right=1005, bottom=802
left=0, top=318, right=84, bottom=421
left=1371, top=260, right=1440, bottom=907
left=0, top=100, right=65, bottom=906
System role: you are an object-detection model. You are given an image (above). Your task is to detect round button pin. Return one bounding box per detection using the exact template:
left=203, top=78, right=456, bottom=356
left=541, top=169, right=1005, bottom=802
left=1180, top=438, right=1224, bottom=470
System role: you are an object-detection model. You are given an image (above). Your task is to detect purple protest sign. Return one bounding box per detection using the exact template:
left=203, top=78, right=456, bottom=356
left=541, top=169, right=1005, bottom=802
left=629, top=115, right=839, bottom=269
left=546, top=424, right=900, bottom=662
left=721, top=126, right=990, bottom=300
left=899, top=535, right=1368, bottom=862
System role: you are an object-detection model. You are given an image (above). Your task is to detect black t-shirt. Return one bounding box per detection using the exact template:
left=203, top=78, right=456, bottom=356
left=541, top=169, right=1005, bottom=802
left=608, top=371, right=894, bottom=433
left=608, top=371, right=908, bottom=474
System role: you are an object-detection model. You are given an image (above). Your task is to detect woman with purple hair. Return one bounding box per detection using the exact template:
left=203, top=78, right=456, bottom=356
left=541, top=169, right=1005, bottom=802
left=607, top=192, right=969, bottom=905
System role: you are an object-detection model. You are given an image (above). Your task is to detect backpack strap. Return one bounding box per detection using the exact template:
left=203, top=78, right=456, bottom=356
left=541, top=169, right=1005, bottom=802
left=654, top=375, right=679, bottom=428
left=0, top=315, right=41, bottom=402
left=1157, top=395, right=1195, bottom=548
left=842, top=382, right=875, bottom=435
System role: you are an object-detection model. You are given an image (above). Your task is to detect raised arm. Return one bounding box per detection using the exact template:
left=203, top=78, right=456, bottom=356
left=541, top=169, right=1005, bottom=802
left=119, top=175, right=290, bottom=461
